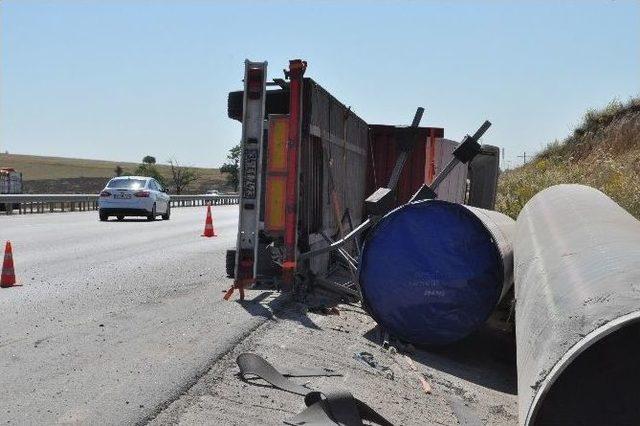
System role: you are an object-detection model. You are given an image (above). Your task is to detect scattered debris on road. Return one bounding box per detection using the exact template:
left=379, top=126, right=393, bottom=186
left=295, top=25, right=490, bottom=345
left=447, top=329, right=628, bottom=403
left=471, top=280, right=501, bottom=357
left=150, top=295, right=517, bottom=426
left=353, top=351, right=395, bottom=380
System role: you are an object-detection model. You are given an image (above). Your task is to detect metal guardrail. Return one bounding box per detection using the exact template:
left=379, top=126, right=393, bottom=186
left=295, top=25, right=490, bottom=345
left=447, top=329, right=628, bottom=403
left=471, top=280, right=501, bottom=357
left=0, top=194, right=239, bottom=215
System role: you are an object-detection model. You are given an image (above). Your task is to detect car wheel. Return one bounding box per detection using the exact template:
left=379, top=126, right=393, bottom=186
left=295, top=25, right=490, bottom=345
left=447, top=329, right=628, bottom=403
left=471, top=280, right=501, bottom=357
left=99, top=211, right=108, bottom=221
left=161, top=204, right=171, bottom=220
left=116, top=215, right=124, bottom=221
left=147, top=203, right=156, bottom=221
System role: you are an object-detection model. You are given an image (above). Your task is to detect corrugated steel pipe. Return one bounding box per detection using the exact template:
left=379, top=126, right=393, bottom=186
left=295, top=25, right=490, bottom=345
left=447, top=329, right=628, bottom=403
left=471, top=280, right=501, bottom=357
left=515, top=184, right=640, bottom=425
left=359, top=199, right=514, bottom=346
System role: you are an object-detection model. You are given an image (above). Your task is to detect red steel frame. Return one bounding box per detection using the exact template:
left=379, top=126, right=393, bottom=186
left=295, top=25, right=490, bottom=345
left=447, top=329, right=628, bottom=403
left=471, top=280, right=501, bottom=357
left=282, top=59, right=306, bottom=291
left=426, top=128, right=437, bottom=183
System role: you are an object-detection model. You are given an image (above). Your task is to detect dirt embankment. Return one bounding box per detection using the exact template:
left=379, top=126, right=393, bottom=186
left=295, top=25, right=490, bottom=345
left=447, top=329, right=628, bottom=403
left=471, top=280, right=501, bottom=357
left=497, top=98, right=640, bottom=219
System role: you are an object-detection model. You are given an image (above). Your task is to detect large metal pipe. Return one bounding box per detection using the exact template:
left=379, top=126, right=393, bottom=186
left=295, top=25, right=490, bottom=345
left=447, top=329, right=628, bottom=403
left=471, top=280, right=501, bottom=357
left=515, top=184, right=640, bottom=425
left=359, top=199, right=514, bottom=346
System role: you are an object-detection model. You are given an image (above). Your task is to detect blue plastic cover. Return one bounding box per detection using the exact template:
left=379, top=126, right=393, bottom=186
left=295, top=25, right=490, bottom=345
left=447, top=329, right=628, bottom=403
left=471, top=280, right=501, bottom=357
left=359, top=200, right=502, bottom=346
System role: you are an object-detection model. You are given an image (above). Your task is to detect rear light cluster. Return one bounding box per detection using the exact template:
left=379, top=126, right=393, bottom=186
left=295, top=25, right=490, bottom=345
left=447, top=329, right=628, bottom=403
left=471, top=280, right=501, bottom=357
left=134, top=191, right=150, bottom=197
left=247, top=67, right=263, bottom=99
left=100, top=191, right=111, bottom=197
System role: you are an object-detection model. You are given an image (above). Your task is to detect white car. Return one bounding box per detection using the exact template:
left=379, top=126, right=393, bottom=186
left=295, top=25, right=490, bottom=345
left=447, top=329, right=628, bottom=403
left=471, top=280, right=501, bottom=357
left=98, top=176, right=170, bottom=221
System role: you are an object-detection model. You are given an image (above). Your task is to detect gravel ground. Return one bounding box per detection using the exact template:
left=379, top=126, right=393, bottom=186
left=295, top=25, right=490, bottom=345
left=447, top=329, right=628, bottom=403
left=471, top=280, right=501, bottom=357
left=150, top=299, right=518, bottom=425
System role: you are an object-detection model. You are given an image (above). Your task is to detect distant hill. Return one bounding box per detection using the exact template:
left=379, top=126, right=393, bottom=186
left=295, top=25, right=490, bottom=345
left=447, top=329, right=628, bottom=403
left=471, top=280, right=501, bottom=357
left=497, top=98, right=640, bottom=219
left=0, top=153, right=229, bottom=194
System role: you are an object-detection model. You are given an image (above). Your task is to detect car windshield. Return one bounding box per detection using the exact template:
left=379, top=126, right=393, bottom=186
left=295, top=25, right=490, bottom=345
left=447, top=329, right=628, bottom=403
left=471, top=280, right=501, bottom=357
left=107, top=179, right=147, bottom=190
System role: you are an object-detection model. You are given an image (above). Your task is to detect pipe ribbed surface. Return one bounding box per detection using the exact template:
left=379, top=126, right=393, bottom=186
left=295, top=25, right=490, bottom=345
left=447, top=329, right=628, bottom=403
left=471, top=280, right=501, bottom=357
left=359, top=199, right=514, bottom=346
left=515, top=184, right=640, bottom=425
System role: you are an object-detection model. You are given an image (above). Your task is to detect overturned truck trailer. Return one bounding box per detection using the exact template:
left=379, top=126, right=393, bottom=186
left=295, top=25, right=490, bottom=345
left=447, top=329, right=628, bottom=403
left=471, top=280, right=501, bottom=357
left=224, top=59, right=498, bottom=299
left=225, top=59, right=372, bottom=298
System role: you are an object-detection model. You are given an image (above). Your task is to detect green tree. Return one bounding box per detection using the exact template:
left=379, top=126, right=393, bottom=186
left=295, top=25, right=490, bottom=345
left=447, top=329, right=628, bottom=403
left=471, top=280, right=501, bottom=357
left=142, top=155, right=156, bottom=164
left=114, top=165, right=123, bottom=176
left=220, top=144, right=241, bottom=192
left=134, top=162, right=166, bottom=187
left=167, top=158, right=199, bottom=194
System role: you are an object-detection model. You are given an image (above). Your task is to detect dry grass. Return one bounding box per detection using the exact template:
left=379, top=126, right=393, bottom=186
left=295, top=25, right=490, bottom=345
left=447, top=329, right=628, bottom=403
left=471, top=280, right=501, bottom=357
left=0, top=153, right=228, bottom=194
left=497, top=98, right=640, bottom=219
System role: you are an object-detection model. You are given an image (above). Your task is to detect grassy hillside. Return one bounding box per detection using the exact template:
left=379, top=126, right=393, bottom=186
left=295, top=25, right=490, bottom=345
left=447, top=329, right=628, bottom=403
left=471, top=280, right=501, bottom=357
left=497, top=98, right=640, bottom=219
left=0, top=153, right=228, bottom=194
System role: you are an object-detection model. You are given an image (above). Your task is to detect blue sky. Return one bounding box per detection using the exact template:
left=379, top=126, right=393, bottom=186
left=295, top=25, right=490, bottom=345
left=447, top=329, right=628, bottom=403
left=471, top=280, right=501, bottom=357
left=1, top=1, right=638, bottom=168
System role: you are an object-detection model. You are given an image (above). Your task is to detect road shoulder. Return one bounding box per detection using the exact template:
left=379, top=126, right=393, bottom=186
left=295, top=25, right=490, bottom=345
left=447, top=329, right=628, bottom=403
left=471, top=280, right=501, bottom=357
left=149, top=298, right=518, bottom=425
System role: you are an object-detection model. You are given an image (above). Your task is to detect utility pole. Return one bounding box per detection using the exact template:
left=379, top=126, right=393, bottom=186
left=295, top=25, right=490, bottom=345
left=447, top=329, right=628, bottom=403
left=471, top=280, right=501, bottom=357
left=518, top=152, right=528, bottom=165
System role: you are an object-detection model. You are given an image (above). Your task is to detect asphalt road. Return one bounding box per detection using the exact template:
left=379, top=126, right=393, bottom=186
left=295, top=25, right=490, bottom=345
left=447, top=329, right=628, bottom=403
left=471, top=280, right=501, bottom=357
left=0, top=206, right=279, bottom=424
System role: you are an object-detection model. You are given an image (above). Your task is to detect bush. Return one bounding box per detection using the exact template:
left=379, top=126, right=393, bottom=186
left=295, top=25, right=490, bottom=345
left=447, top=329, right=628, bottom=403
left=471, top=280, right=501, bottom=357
left=497, top=97, right=640, bottom=220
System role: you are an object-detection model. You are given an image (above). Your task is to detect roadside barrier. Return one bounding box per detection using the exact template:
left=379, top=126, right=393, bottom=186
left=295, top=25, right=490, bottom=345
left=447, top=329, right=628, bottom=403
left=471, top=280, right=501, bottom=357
left=0, top=194, right=239, bottom=215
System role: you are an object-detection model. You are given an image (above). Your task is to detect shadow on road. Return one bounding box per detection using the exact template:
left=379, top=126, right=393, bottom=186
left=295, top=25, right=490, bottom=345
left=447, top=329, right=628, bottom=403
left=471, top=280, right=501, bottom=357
left=363, top=323, right=517, bottom=395
left=236, top=290, right=323, bottom=330
left=102, top=218, right=160, bottom=222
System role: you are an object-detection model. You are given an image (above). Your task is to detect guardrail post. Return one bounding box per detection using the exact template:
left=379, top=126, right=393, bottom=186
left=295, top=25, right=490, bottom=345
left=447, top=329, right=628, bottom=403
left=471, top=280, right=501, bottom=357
left=0, top=194, right=240, bottom=215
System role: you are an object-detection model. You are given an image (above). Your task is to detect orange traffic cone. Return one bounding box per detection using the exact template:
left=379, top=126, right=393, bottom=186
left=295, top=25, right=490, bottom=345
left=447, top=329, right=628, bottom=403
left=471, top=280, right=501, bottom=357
left=202, top=204, right=217, bottom=237
left=1, top=241, right=17, bottom=288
